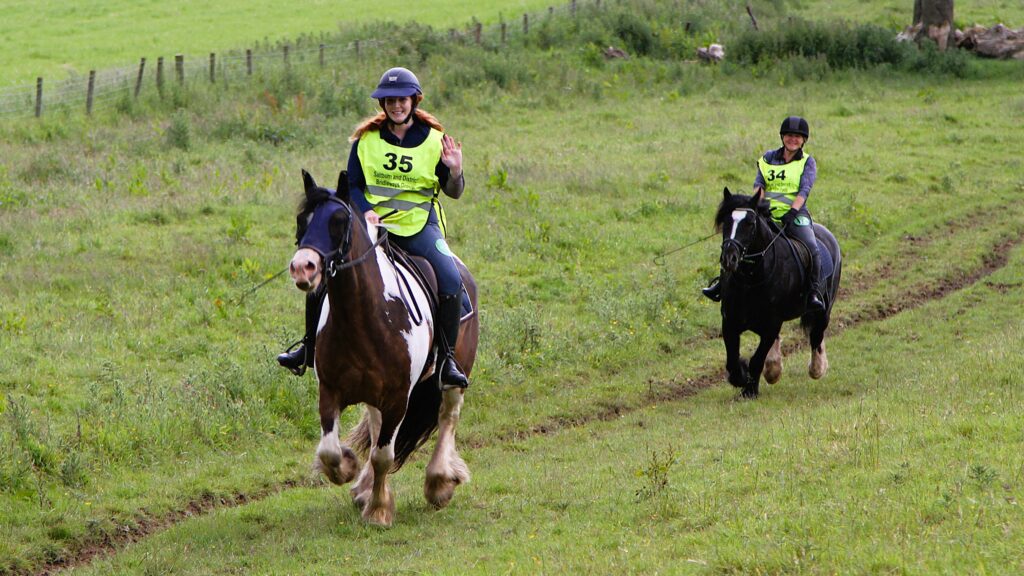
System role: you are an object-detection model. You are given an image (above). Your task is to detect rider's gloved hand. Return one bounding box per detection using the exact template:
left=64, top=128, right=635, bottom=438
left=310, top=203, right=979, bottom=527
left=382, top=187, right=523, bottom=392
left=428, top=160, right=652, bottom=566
left=781, top=208, right=799, bottom=228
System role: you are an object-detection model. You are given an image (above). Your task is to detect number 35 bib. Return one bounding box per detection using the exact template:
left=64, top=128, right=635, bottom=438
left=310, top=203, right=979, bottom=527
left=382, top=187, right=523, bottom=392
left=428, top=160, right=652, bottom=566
left=358, top=128, right=443, bottom=237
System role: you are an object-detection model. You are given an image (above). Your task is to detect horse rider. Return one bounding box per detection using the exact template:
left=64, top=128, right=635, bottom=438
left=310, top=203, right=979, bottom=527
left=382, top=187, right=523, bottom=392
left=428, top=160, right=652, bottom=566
left=278, top=66, right=470, bottom=389
left=703, top=116, right=826, bottom=313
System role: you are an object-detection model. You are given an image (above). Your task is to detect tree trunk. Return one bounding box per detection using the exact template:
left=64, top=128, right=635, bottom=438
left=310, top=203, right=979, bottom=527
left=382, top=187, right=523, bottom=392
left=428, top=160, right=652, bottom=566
left=913, top=0, right=955, bottom=50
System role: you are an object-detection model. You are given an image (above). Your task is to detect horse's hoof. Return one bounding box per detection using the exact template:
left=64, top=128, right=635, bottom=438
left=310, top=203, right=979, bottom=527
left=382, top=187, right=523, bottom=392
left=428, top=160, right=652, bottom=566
left=362, top=501, right=395, bottom=527
left=352, top=489, right=370, bottom=510
left=808, top=358, right=829, bottom=379
left=764, top=361, right=782, bottom=384
left=317, top=447, right=358, bottom=486
left=424, top=475, right=460, bottom=509
left=809, top=346, right=829, bottom=379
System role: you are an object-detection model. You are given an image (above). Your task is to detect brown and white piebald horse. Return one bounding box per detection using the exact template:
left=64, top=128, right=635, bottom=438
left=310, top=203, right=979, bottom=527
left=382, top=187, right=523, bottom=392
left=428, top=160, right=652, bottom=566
left=288, top=170, right=479, bottom=526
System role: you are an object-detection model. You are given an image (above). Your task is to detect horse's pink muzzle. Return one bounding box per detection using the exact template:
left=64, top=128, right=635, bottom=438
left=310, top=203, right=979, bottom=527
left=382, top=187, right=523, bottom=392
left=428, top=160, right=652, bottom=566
left=289, top=248, right=322, bottom=292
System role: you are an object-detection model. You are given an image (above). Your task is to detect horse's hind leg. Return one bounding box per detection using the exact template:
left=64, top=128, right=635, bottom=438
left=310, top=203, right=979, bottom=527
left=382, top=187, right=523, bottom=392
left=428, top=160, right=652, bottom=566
left=764, top=337, right=783, bottom=385
left=315, top=390, right=358, bottom=486
left=425, top=388, right=471, bottom=509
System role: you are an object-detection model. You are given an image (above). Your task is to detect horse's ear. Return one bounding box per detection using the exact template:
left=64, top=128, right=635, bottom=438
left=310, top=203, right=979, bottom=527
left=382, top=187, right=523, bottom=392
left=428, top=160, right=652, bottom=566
left=336, top=171, right=347, bottom=195
left=723, top=187, right=732, bottom=200
left=302, top=169, right=316, bottom=196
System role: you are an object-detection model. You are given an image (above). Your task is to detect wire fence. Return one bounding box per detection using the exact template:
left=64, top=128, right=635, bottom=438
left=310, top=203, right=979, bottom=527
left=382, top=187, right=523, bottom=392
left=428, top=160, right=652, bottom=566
left=0, top=0, right=603, bottom=120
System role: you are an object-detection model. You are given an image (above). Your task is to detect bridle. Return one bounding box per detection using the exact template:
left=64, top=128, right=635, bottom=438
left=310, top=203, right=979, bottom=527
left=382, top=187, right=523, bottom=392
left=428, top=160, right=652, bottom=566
left=721, top=208, right=787, bottom=280
left=307, top=195, right=425, bottom=326
left=316, top=196, right=387, bottom=279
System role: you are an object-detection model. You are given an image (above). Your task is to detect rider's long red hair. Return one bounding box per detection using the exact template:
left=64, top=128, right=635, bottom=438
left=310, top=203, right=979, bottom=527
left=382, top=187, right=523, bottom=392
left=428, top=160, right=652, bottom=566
left=349, top=95, right=445, bottom=142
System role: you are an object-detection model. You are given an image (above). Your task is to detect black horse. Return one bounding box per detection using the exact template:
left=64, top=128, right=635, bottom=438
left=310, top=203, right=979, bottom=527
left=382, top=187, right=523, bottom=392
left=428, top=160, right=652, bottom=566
left=714, top=188, right=842, bottom=398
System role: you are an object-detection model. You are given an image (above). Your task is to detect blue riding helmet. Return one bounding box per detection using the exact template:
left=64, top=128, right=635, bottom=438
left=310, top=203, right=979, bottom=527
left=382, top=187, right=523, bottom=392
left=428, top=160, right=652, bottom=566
left=370, top=67, right=422, bottom=99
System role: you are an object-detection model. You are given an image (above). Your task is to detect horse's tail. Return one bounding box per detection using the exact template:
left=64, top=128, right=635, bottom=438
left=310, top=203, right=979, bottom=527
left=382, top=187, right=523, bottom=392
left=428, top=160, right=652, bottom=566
left=345, top=414, right=372, bottom=461
left=344, top=379, right=442, bottom=473
left=392, top=378, right=442, bottom=471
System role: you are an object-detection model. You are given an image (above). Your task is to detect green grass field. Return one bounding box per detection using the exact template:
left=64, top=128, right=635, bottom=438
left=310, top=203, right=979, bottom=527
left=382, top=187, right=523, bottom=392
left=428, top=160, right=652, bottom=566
left=2, top=0, right=1024, bottom=574
left=0, top=0, right=558, bottom=87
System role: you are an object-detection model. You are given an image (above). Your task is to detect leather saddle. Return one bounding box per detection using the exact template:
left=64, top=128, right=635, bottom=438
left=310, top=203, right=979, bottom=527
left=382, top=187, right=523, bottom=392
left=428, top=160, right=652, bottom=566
left=382, top=237, right=473, bottom=322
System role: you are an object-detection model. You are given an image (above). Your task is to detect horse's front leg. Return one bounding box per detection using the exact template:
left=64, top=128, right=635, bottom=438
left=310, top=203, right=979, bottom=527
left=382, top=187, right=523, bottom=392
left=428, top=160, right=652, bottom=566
left=723, top=321, right=748, bottom=389
left=425, top=388, right=471, bottom=509
left=745, top=326, right=782, bottom=398
left=315, top=386, right=359, bottom=486
left=350, top=407, right=381, bottom=511
left=361, top=405, right=404, bottom=527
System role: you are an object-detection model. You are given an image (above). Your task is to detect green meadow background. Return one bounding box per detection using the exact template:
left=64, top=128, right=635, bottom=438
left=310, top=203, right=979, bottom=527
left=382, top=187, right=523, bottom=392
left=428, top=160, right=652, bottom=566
left=0, top=0, right=558, bottom=87
left=2, top=0, right=1024, bottom=574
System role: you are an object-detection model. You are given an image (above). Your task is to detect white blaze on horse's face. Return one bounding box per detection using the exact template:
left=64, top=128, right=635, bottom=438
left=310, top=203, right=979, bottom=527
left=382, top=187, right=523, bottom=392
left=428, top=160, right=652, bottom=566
left=289, top=247, right=323, bottom=292
left=728, top=209, right=750, bottom=240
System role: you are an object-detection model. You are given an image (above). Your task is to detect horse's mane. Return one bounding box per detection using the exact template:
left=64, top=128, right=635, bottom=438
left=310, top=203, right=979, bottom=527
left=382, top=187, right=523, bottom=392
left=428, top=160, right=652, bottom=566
left=714, top=191, right=773, bottom=232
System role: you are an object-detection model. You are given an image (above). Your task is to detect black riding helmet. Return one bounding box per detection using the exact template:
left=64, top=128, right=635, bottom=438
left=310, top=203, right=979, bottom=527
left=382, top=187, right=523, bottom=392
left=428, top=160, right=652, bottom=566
left=780, top=116, right=810, bottom=139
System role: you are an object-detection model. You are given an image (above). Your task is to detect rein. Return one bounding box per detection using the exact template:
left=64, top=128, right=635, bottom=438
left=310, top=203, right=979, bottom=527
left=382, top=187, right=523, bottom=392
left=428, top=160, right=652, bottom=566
left=722, top=210, right=787, bottom=284
left=740, top=223, right=788, bottom=262
left=316, top=198, right=426, bottom=326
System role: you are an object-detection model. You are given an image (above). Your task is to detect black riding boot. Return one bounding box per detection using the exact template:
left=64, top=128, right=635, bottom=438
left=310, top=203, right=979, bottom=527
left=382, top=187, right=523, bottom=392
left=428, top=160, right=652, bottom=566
left=702, top=276, right=722, bottom=302
left=437, top=293, right=469, bottom=389
left=277, top=288, right=325, bottom=376
left=806, top=250, right=825, bottom=313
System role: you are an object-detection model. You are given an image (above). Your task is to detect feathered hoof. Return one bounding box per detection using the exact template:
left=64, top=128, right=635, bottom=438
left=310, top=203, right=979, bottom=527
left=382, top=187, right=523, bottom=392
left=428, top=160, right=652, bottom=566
left=424, top=475, right=460, bottom=509
left=362, top=497, right=395, bottom=527
left=808, top=346, right=829, bottom=380
left=316, top=446, right=359, bottom=486
left=351, top=488, right=371, bottom=510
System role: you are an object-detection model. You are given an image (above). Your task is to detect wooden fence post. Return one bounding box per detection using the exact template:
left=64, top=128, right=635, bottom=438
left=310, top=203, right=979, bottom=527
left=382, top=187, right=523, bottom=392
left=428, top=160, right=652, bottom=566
left=134, top=58, right=146, bottom=98
left=209, top=53, right=216, bottom=83
left=355, top=40, right=360, bottom=57
left=86, top=70, right=96, bottom=115
left=156, top=57, right=164, bottom=95
left=501, top=21, right=507, bottom=44
left=34, top=77, right=42, bottom=118
left=572, top=0, right=577, bottom=17
left=548, top=6, right=554, bottom=17
left=175, top=54, right=184, bottom=84
left=319, top=44, right=325, bottom=67
left=283, top=45, right=290, bottom=70
left=523, top=13, right=529, bottom=35
left=474, top=22, right=482, bottom=44
left=246, top=49, right=253, bottom=76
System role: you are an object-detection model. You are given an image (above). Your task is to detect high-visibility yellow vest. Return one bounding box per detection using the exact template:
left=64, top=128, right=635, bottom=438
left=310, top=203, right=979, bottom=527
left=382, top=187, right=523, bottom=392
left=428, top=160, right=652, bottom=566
left=357, top=128, right=444, bottom=237
left=758, top=154, right=809, bottom=221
